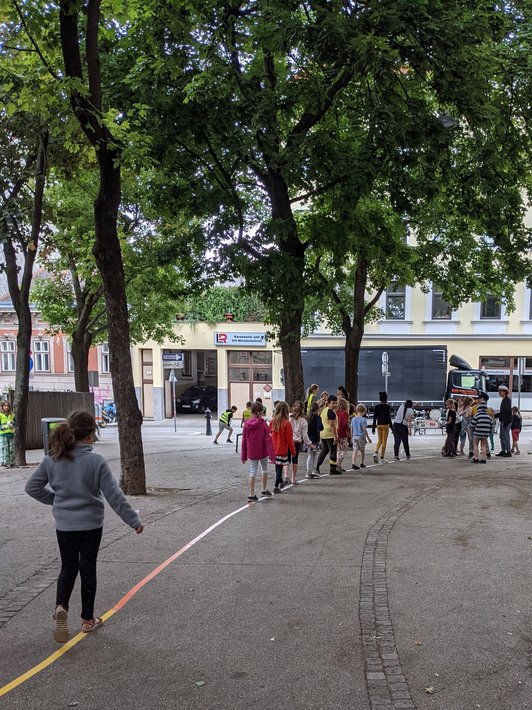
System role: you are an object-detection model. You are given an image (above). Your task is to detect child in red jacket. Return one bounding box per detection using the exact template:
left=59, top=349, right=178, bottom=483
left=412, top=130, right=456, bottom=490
left=241, top=402, right=274, bottom=501
left=269, top=401, right=296, bottom=494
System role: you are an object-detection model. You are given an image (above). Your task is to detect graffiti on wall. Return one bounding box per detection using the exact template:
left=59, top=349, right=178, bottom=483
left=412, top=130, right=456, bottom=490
left=91, top=384, right=113, bottom=405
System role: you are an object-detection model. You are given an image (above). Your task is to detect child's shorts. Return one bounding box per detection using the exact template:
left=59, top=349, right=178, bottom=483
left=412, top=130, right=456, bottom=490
left=511, top=429, right=520, bottom=442
left=353, top=436, right=366, bottom=453
left=218, top=422, right=231, bottom=432
left=275, top=454, right=290, bottom=467
left=249, top=457, right=268, bottom=477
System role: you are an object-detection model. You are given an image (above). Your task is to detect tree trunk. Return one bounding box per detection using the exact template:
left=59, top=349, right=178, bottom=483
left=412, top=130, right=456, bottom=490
left=71, top=330, right=92, bottom=392
left=93, top=148, right=146, bottom=494
left=344, top=259, right=369, bottom=405
left=59, top=0, right=145, bottom=494
left=268, top=173, right=306, bottom=404
left=279, top=313, right=305, bottom=404
left=12, top=306, right=32, bottom=465
left=2, top=129, right=48, bottom=466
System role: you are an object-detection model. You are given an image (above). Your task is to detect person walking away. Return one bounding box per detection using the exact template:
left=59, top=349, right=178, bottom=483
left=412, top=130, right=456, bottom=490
left=458, top=396, right=473, bottom=456
left=511, top=406, right=522, bottom=454
left=453, top=397, right=463, bottom=452
left=289, top=402, right=312, bottom=484
left=316, top=395, right=339, bottom=475
left=0, top=400, right=16, bottom=467
left=336, top=397, right=350, bottom=472
left=486, top=405, right=496, bottom=455
left=304, top=384, right=319, bottom=414
left=213, top=405, right=238, bottom=444
left=336, top=386, right=349, bottom=402
left=470, top=391, right=493, bottom=463
left=241, top=402, right=252, bottom=428
left=317, top=391, right=329, bottom=414
left=305, top=402, right=322, bottom=479
left=269, top=401, right=295, bottom=494
left=255, top=397, right=267, bottom=416
left=495, top=385, right=512, bottom=457
left=351, top=404, right=372, bottom=469
left=241, top=402, right=274, bottom=501
left=24, top=411, right=143, bottom=643
left=393, top=399, right=414, bottom=460
left=371, top=392, right=392, bottom=463
left=442, top=399, right=457, bottom=457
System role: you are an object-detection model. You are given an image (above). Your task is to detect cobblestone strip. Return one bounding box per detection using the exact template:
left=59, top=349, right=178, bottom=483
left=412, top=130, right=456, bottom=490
left=0, top=501, right=184, bottom=629
left=360, top=486, right=439, bottom=710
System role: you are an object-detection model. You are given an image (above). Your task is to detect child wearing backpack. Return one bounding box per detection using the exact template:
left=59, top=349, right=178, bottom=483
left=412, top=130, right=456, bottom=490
left=511, top=406, right=522, bottom=455
left=305, top=402, right=322, bottom=479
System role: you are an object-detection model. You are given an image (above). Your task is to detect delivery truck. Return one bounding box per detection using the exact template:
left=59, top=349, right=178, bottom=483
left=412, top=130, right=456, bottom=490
left=301, top=346, right=486, bottom=411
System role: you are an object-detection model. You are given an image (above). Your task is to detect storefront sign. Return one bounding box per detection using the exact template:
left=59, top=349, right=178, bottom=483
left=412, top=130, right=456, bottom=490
left=214, top=332, right=266, bottom=346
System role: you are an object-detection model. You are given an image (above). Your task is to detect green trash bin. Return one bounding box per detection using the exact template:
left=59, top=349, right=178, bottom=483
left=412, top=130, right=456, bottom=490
left=41, top=418, right=65, bottom=455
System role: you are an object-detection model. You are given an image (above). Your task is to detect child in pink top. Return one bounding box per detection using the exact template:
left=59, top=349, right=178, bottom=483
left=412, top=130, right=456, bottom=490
left=241, top=402, right=274, bottom=501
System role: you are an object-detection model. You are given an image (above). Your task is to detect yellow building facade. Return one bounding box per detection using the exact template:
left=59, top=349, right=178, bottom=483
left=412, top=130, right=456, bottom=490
left=133, top=279, right=532, bottom=418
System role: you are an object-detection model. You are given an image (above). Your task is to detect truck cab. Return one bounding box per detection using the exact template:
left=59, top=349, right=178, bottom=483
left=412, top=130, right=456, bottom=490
left=445, top=354, right=487, bottom=402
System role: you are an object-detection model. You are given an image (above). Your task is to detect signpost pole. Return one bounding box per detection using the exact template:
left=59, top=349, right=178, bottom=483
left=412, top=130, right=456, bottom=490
left=168, top=368, right=177, bottom=432
left=517, top=357, right=525, bottom=410
left=382, top=352, right=389, bottom=395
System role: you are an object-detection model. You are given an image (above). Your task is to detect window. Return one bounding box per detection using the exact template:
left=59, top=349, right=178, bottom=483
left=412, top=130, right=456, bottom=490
left=229, top=351, right=250, bottom=365
left=67, top=343, right=74, bottom=372
left=385, top=282, right=405, bottom=320
left=34, top=339, right=50, bottom=371
left=480, top=294, right=501, bottom=319
left=1, top=340, right=15, bottom=371
left=251, top=351, right=272, bottom=365
left=431, top=289, right=452, bottom=320
left=101, top=342, right=110, bottom=373
left=479, top=356, right=511, bottom=369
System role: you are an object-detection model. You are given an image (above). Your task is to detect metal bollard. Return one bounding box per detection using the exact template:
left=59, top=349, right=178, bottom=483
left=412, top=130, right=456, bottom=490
left=205, top=407, right=212, bottom=436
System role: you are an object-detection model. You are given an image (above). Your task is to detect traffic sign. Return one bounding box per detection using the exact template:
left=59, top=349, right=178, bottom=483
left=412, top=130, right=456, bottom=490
left=263, top=384, right=272, bottom=392
left=162, top=352, right=184, bottom=369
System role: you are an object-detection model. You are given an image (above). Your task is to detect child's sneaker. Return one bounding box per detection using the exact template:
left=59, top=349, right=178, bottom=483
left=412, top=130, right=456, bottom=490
left=273, top=486, right=281, bottom=494
left=261, top=490, right=272, bottom=497
left=247, top=495, right=258, bottom=502
left=373, top=453, right=378, bottom=464
left=360, top=464, right=366, bottom=469
left=53, top=606, right=69, bottom=644
left=352, top=465, right=360, bottom=470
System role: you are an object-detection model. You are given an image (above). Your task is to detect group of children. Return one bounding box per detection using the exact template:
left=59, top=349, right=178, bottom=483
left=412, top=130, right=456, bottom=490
left=442, top=392, right=522, bottom=463
left=238, top=387, right=373, bottom=502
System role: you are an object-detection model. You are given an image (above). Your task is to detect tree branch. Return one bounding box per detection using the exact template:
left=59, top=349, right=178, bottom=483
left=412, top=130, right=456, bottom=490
left=86, top=0, right=102, bottom=110
left=12, top=0, right=59, bottom=79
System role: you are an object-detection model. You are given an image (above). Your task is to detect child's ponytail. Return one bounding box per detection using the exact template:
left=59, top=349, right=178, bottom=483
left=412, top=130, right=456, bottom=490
left=49, top=410, right=96, bottom=460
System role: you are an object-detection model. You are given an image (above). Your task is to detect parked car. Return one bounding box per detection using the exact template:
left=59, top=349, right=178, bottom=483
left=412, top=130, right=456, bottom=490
left=175, top=386, right=217, bottom=413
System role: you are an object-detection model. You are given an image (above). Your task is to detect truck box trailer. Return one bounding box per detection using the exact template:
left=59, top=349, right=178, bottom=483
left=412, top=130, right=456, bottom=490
left=301, top=346, right=486, bottom=410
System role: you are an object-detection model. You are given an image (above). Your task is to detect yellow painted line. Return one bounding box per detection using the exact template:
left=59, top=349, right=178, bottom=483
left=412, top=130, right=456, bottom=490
left=0, top=503, right=251, bottom=697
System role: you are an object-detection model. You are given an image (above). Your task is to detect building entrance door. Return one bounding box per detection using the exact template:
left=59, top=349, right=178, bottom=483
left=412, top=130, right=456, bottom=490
left=228, top=350, right=273, bottom=418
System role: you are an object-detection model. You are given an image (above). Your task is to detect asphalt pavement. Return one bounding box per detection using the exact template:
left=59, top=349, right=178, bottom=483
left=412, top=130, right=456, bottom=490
left=0, top=417, right=530, bottom=710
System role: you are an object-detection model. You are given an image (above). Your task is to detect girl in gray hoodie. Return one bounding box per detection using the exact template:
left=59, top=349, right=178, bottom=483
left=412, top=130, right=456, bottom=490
left=25, top=410, right=143, bottom=643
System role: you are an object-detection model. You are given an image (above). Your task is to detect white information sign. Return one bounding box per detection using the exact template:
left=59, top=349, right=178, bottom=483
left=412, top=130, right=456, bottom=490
left=214, top=332, right=266, bottom=346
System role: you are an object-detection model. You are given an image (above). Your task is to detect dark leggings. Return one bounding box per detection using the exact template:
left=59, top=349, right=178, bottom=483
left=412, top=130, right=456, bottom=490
left=56, top=527, right=103, bottom=620
left=393, top=423, right=410, bottom=457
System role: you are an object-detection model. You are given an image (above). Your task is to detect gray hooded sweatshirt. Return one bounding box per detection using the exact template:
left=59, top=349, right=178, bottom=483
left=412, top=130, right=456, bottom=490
left=25, top=444, right=141, bottom=532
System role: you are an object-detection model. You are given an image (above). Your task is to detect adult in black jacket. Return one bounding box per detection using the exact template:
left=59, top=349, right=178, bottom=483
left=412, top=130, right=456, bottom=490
left=495, top=385, right=512, bottom=457
left=371, top=391, right=393, bottom=463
